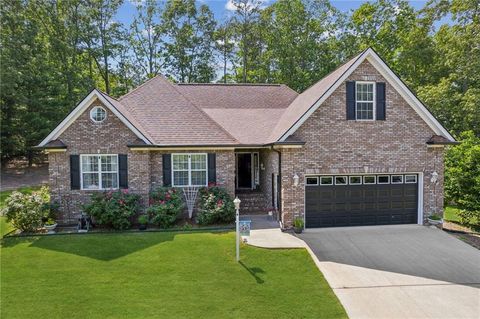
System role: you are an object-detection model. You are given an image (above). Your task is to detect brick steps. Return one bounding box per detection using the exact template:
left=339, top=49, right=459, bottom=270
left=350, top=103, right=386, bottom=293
left=236, top=191, right=269, bottom=215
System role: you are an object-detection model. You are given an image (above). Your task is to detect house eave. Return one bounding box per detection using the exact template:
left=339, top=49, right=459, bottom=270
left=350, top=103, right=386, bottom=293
left=128, top=142, right=305, bottom=151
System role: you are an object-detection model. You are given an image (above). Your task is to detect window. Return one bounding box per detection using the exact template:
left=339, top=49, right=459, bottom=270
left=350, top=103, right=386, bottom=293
left=405, top=175, right=417, bottom=184
left=172, top=154, right=207, bottom=186
left=81, top=155, right=118, bottom=190
left=363, top=176, right=376, bottom=184
left=90, top=106, right=107, bottom=123
left=356, top=82, right=375, bottom=120
left=378, top=175, right=390, bottom=184
left=391, top=175, right=403, bottom=184
left=335, top=176, right=347, bottom=185
left=306, top=177, right=318, bottom=186
left=320, top=176, right=333, bottom=185
left=349, top=176, right=362, bottom=185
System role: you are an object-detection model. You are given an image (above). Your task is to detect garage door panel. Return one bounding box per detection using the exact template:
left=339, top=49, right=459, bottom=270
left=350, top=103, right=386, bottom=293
left=306, top=174, right=418, bottom=228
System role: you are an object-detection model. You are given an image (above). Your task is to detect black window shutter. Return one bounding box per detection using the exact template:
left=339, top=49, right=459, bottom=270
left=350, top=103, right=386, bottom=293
left=163, top=154, right=172, bottom=186
left=208, top=153, right=216, bottom=185
left=376, top=82, right=386, bottom=120
left=346, top=81, right=356, bottom=120
left=118, top=154, right=128, bottom=189
left=70, top=155, right=80, bottom=190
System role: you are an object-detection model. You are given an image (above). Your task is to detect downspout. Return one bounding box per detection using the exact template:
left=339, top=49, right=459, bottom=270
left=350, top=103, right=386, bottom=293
left=272, top=147, right=283, bottom=229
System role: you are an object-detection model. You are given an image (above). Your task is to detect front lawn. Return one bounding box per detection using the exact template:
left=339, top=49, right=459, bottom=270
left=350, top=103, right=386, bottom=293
left=1, top=231, right=346, bottom=318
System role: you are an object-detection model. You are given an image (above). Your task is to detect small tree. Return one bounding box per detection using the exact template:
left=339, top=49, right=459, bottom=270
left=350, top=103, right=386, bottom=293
left=445, top=131, right=480, bottom=225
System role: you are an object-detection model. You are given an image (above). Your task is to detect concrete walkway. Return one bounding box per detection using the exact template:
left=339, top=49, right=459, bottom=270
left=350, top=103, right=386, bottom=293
left=240, top=215, right=306, bottom=248
left=300, top=225, right=480, bottom=319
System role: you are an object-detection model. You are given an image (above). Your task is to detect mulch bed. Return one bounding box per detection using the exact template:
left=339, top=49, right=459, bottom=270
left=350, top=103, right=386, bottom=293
left=442, top=221, right=480, bottom=250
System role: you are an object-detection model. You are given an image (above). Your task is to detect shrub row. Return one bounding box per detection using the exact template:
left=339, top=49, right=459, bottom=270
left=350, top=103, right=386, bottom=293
left=3, top=186, right=235, bottom=232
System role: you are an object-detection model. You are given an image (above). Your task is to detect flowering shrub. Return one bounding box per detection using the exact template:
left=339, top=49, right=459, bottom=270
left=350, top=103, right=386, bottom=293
left=2, top=186, right=50, bottom=232
left=83, top=190, right=141, bottom=230
left=147, top=187, right=184, bottom=228
left=197, top=186, right=234, bottom=225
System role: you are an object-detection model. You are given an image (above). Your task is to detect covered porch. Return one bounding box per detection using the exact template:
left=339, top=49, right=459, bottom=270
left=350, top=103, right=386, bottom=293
left=234, top=149, right=280, bottom=216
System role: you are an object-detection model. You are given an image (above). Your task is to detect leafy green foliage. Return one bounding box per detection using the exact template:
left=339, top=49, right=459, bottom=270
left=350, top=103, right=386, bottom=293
left=293, top=217, right=304, bottom=229
left=197, top=187, right=235, bottom=225
left=147, top=187, right=184, bottom=228
left=2, top=186, right=50, bottom=232
left=445, top=131, right=480, bottom=225
left=83, top=190, right=142, bottom=230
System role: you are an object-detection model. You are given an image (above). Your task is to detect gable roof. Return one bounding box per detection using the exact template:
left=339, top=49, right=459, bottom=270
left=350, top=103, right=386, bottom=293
left=39, top=48, right=455, bottom=148
left=38, top=89, right=153, bottom=147
left=271, top=48, right=455, bottom=143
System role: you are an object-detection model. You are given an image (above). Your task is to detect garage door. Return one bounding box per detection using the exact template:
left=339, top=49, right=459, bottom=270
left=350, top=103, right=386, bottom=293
left=305, top=174, right=418, bottom=228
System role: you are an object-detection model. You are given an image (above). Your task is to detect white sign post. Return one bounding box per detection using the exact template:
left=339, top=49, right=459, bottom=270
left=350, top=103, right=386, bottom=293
left=233, top=197, right=241, bottom=262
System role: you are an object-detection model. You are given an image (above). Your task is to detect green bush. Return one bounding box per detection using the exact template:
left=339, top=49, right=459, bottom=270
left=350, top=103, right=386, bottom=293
left=147, top=187, right=184, bottom=228
left=445, top=131, right=480, bottom=225
left=2, top=186, right=50, bottom=232
left=83, top=190, right=141, bottom=230
left=197, top=187, right=234, bottom=225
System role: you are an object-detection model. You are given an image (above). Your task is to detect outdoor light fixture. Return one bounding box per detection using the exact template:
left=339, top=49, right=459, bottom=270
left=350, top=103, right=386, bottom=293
left=234, top=197, right=241, bottom=210
left=430, top=171, right=438, bottom=184
left=293, top=173, right=300, bottom=187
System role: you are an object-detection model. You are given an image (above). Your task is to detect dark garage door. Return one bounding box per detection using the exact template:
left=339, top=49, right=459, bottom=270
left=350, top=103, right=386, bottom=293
left=305, top=174, right=418, bottom=228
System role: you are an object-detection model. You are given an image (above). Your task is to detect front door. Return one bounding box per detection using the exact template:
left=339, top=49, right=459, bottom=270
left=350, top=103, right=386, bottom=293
left=237, top=153, right=252, bottom=188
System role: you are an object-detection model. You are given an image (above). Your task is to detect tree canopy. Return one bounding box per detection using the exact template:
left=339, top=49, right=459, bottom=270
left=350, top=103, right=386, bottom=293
left=1, top=0, right=479, bottom=164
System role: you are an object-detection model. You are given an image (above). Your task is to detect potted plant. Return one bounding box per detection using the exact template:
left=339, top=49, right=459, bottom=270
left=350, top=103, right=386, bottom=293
left=138, top=214, right=149, bottom=231
left=293, top=217, right=304, bottom=234
left=427, top=214, right=443, bottom=225
left=44, top=218, right=58, bottom=234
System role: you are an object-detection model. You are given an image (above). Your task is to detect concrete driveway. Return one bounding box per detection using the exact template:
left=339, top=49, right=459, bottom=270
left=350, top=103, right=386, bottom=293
left=299, top=225, right=480, bottom=319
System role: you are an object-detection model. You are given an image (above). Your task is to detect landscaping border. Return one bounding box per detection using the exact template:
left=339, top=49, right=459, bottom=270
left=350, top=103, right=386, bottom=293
left=2, top=225, right=235, bottom=239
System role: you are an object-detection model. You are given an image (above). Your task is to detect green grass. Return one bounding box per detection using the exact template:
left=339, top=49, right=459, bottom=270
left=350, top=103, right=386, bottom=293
left=0, top=217, right=14, bottom=237
left=1, top=231, right=347, bottom=319
left=444, top=206, right=462, bottom=223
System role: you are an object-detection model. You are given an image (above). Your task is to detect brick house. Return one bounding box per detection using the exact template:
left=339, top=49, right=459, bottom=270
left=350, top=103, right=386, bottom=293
left=38, top=48, right=456, bottom=228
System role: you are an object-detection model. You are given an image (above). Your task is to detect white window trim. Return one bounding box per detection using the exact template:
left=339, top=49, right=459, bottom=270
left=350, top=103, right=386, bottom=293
left=171, top=153, right=208, bottom=187
left=349, top=176, right=362, bottom=185
left=363, top=175, right=376, bottom=184
left=355, top=81, right=376, bottom=121
left=335, top=176, right=348, bottom=185
left=90, top=106, right=107, bottom=123
left=320, top=176, right=333, bottom=185
left=405, top=175, right=417, bottom=184
left=391, top=175, right=404, bottom=184
left=80, top=154, right=119, bottom=190
left=377, top=175, right=390, bottom=184
left=305, top=177, right=319, bottom=186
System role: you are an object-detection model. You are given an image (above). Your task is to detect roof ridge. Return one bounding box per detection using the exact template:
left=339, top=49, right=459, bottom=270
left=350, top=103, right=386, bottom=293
left=119, top=74, right=165, bottom=101
left=299, top=48, right=368, bottom=94
left=168, top=81, right=241, bottom=144
left=177, top=83, right=282, bottom=86
left=96, top=90, right=154, bottom=144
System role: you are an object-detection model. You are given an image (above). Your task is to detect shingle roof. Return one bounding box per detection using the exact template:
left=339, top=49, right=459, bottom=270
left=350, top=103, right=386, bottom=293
left=268, top=51, right=365, bottom=142
left=116, top=80, right=298, bottom=145
left=98, top=50, right=369, bottom=146
left=118, top=76, right=239, bottom=145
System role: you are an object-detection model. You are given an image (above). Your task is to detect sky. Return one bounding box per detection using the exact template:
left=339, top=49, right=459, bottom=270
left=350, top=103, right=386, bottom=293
left=116, top=0, right=435, bottom=26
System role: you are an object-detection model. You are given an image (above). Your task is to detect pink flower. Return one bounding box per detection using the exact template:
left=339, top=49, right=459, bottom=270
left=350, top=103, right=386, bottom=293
left=217, top=199, right=223, bottom=207
left=122, top=189, right=129, bottom=194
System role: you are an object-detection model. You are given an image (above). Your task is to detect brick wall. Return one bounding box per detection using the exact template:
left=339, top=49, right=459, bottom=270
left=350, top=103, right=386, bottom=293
left=280, top=60, right=445, bottom=227
left=48, top=101, right=236, bottom=224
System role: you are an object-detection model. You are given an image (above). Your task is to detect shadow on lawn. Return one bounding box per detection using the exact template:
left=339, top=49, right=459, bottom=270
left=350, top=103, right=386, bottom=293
left=2, top=232, right=176, bottom=261
left=239, top=261, right=265, bottom=284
